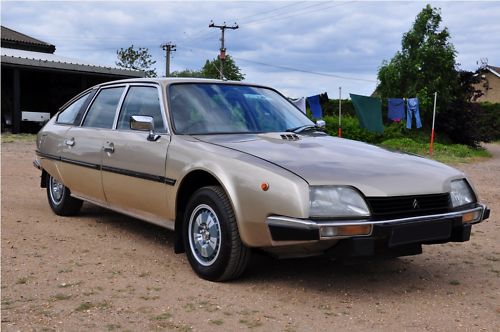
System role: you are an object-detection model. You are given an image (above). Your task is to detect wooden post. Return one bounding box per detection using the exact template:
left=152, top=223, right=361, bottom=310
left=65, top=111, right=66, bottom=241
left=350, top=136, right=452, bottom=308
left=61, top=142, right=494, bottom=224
left=13, top=68, right=21, bottom=134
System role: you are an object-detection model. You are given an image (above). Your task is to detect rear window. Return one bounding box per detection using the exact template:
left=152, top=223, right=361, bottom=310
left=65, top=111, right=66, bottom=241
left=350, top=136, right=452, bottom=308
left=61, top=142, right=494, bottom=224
left=82, top=87, right=125, bottom=129
left=56, top=92, right=90, bottom=125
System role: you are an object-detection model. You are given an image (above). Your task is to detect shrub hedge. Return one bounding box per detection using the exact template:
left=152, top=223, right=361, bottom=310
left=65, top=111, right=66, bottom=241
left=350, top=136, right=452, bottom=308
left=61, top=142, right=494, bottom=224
left=316, top=100, right=499, bottom=145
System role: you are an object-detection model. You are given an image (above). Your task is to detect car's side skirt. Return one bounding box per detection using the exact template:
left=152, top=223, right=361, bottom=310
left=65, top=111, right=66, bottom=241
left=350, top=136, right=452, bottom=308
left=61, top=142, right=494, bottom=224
left=71, top=193, right=176, bottom=231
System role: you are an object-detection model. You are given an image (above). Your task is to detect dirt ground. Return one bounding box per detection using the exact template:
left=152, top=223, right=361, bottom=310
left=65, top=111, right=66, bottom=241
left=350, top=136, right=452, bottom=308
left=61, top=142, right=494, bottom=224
left=1, top=140, right=499, bottom=332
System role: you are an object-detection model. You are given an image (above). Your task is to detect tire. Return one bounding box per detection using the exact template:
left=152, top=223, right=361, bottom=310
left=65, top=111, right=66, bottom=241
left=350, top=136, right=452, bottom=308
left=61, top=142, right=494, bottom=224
left=46, top=174, right=83, bottom=216
left=183, top=186, right=250, bottom=281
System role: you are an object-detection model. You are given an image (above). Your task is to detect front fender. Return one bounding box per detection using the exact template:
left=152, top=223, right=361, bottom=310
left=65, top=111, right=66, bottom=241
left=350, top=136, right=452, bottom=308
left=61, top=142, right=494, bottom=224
left=167, top=137, right=310, bottom=247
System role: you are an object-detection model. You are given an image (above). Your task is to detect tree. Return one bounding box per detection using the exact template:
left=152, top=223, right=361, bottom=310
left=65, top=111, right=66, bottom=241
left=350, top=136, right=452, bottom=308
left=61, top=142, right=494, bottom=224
left=377, top=4, right=457, bottom=124
left=116, top=45, right=157, bottom=77
left=170, top=69, right=204, bottom=78
left=377, top=4, right=490, bottom=147
left=201, top=55, right=245, bottom=81
left=170, top=55, right=245, bottom=81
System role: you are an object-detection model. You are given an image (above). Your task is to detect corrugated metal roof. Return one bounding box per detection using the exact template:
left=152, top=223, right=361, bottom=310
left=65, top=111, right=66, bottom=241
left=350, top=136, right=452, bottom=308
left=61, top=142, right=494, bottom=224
left=1, top=26, right=56, bottom=53
left=1, top=47, right=144, bottom=77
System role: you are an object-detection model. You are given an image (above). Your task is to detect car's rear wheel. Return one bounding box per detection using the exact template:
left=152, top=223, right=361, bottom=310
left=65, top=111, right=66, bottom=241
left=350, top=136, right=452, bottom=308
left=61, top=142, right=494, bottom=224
left=46, top=174, right=83, bottom=216
left=183, top=186, right=250, bottom=281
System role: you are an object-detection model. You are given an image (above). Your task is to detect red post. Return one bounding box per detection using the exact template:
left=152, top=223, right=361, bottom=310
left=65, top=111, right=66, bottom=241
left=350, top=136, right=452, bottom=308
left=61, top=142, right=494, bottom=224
left=430, top=129, right=435, bottom=156
left=430, top=92, right=438, bottom=156
left=338, top=127, right=342, bottom=138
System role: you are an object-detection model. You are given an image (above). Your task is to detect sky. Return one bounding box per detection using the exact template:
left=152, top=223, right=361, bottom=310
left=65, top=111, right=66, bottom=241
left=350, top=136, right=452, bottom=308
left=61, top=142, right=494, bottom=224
left=2, top=0, right=500, bottom=98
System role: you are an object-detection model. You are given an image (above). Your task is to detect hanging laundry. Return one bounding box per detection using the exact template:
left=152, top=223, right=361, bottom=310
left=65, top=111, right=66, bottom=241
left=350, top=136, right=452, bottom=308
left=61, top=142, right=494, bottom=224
left=350, top=94, right=384, bottom=133
left=307, top=95, right=323, bottom=118
left=290, top=97, right=306, bottom=114
left=387, top=98, right=405, bottom=122
left=319, top=92, right=329, bottom=106
left=406, top=97, right=422, bottom=129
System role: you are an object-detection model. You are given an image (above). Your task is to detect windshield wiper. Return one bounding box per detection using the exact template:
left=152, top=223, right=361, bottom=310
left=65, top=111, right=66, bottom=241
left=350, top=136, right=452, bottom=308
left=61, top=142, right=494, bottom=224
left=286, top=124, right=320, bottom=134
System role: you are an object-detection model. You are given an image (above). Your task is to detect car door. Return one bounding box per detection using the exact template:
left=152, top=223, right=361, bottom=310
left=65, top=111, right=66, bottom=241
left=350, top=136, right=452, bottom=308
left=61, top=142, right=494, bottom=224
left=59, top=86, right=126, bottom=203
left=101, top=84, right=172, bottom=225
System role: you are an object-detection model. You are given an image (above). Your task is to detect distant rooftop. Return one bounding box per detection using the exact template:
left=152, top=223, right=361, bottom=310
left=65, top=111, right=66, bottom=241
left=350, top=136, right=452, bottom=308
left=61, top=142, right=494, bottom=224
left=1, top=26, right=144, bottom=77
left=1, top=25, right=56, bottom=53
left=484, top=65, right=500, bottom=78
left=1, top=47, right=144, bottom=77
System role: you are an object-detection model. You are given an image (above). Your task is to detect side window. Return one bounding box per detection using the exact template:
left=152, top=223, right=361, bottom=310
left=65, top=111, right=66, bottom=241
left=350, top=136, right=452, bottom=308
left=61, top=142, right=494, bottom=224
left=117, top=86, right=165, bottom=132
left=82, top=87, right=124, bottom=129
left=56, top=92, right=90, bottom=124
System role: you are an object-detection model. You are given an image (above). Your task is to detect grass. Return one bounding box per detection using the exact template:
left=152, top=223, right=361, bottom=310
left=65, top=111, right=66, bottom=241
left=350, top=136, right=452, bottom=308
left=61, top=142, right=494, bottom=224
left=75, top=302, right=94, bottom=312
left=151, top=313, right=172, bottom=321
left=239, top=319, right=263, bottom=329
left=75, top=301, right=111, bottom=312
left=106, top=324, right=121, bottom=331
left=16, top=277, right=29, bottom=284
left=210, top=319, right=224, bottom=326
left=380, top=138, right=491, bottom=164
left=53, top=293, right=72, bottom=301
left=58, top=281, right=82, bottom=288
left=1, top=133, right=37, bottom=143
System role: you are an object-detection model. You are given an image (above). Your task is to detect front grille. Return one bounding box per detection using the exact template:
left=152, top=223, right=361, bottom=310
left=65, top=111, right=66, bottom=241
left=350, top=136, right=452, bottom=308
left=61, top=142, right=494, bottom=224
left=366, top=193, right=451, bottom=220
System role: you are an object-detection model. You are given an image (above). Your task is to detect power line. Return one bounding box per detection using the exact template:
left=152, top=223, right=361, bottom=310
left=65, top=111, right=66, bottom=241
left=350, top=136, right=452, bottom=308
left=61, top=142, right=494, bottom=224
left=234, top=57, right=377, bottom=83
left=244, top=1, right=357, bottom=26
left=237, top=1, right=306, bottom=24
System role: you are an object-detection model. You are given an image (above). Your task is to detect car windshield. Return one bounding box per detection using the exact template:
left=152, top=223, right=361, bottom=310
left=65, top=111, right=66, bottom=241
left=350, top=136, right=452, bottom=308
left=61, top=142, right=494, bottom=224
left=168, top=83, right=314, bottom=134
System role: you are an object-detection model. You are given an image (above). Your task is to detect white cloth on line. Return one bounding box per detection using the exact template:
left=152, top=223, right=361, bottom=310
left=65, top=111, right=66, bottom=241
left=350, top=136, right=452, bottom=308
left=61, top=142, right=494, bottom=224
left=291, top=97, right=306, bottom=114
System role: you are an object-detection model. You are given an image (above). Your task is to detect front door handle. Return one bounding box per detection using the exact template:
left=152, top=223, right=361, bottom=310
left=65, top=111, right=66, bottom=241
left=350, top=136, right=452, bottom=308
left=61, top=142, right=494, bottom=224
left=103, top=142, right=115, bottom=153
left=64, top=138, right=75, bottom=146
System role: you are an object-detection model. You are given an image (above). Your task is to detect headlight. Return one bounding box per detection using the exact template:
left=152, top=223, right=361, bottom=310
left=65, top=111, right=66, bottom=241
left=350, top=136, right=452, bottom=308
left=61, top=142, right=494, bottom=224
left=450, top=179, right=475, bottom=208
left=309, top=186, right=370, bottom=218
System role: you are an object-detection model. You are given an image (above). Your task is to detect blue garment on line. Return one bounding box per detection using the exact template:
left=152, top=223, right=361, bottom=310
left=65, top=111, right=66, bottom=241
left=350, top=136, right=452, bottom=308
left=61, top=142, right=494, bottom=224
left=307, top=95, right=322, bottom=119
left=406, top=97, right=422, bottom=129
left=387, top=98, right=405, bottom=122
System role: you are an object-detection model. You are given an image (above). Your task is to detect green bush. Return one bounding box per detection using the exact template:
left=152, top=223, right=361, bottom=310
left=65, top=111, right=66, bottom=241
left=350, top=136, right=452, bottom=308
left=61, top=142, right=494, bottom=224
left=323, top=115, right=405, bottom=144
left=477, top=102, right=500, bottom=141
left=321, top=99, right=356, bottom=118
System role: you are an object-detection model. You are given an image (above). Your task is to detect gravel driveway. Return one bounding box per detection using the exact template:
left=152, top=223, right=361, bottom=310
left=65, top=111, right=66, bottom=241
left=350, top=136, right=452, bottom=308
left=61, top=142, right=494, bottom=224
left=2, top=141, right=499, bottom=331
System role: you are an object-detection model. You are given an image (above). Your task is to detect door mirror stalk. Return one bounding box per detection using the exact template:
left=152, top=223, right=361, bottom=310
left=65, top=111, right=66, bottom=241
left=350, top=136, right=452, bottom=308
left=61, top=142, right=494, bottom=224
left=130, top=115, right=161, bottom=141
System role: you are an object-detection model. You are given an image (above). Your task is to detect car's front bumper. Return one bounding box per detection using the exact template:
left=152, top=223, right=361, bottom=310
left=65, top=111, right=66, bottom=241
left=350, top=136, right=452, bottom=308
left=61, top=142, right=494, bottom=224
left=266, top=204, right=490, bottom=255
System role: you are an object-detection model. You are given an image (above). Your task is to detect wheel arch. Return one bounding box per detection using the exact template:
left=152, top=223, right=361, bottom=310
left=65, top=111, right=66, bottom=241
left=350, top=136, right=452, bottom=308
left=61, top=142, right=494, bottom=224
left=174, top=169, right=230, bottom=253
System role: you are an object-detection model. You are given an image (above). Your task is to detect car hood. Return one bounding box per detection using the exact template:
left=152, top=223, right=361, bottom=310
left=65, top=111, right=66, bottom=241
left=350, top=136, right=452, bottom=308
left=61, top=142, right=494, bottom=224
left=195, top=133, right=464, bottom=197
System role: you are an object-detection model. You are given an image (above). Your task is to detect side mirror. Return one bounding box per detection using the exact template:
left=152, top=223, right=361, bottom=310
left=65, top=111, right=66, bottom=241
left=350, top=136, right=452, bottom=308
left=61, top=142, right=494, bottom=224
left=316, top=119, right=326, bottom=128
left=130, top=115, right=160, bottom=141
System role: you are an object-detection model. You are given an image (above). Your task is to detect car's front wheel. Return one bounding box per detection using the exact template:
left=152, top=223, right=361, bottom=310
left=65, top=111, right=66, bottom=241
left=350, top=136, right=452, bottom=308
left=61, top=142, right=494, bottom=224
left=46, top=174, right=83, bottom=216
left=183, top=186, right=250, bottom=281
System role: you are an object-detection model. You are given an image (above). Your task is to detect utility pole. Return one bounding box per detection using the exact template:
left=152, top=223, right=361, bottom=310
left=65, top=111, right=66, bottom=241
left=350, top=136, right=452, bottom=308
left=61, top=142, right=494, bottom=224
left=209, top=21, right=238, bottom=79
left=161, top=42, right=176, bottom=77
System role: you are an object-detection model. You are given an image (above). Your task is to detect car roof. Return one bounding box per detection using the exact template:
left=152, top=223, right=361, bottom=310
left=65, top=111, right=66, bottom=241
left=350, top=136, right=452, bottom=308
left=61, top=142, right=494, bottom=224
left=59, top=77, right=274, bottom=111
left=95, top=77, right=264, bottom=89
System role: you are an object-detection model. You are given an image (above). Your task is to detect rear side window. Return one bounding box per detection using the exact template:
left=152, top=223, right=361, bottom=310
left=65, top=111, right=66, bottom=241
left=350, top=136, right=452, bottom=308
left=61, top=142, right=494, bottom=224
left=56, top=92, right=90, bottom=124
left=117, top=86, right=165, bottom=132
left=82, top=87, right=125, bottom=129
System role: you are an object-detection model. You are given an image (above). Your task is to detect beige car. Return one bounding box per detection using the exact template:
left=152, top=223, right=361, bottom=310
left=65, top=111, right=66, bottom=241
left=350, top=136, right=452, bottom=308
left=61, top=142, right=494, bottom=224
left=34, top=78, right=490, bottom=281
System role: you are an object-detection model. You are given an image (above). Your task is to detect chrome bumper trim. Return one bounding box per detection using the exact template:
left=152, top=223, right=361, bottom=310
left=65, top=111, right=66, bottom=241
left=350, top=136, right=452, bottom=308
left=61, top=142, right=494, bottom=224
left=33, top=159, right=41, bottom=170
left=267, top=204, right=488, bottom=231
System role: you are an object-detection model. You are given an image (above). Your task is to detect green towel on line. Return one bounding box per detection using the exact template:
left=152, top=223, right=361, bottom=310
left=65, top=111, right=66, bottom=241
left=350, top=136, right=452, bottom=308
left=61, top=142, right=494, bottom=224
left=350, top=93, right=384, bottom=133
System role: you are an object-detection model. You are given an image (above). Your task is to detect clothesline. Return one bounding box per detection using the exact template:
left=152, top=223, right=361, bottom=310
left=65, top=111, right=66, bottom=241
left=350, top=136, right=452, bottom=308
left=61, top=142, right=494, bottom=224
left=291, top=90, right=438, bottom=155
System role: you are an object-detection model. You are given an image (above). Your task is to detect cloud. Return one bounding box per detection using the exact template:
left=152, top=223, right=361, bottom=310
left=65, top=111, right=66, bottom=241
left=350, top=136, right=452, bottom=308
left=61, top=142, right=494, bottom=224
left=1, top=1, right=499, bottom=97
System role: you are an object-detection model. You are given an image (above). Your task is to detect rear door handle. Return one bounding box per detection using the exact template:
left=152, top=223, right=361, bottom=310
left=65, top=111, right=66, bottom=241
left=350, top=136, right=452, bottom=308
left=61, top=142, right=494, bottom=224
left=64, top=138, right=75, bottom=146
left=103, top=142, right=115, bottom=153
